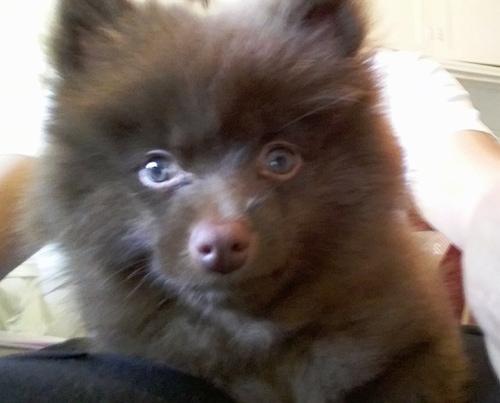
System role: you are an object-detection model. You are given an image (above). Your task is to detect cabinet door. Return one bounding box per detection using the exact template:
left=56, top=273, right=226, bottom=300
left=441, top=0, right=500, bottom=65
left=369, top=0, right=426, bottom=52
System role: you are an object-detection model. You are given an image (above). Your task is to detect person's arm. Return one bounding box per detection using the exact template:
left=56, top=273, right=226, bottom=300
left=411, top=130, right=500, bottom=249
left=373, top=51, right=500, bottom=247
left=0, top=155, right=41, bottom=280
left=463, top=181, right=500, bottom=379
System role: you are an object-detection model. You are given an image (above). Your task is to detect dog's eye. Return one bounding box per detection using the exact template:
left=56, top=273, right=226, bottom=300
left=139, top=152, right=190, bottom=189
left=258, top=142, right=302, bottom=180
left=266, top=148, right=296, bottom=174
left=144, top=158, right=176, bottom=182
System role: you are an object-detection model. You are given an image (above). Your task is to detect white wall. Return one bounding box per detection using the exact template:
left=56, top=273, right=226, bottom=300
left=0, top=1, right=55, bottom=155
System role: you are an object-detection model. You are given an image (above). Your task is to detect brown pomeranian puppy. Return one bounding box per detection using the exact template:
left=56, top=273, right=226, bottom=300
left=28, top=0, right=466, bottom=401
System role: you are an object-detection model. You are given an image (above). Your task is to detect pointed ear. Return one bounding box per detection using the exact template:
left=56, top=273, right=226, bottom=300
left=292, top=0, right=366, bottom=57
left=50, top=0, right=133, bottom=76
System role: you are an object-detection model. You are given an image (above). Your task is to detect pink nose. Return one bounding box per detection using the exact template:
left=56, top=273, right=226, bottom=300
left=189, top=220, right=252, bottom=274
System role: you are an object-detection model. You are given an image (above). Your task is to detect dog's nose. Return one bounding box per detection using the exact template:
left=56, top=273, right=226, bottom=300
left=189, top=220, right=253, bottom=274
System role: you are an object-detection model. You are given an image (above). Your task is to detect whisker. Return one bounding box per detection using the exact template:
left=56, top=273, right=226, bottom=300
left=126, top=271, right=154, bottom=300
left=277, top=94, right=360, bottom=132
left=245, top=188, right=274, bottom=213
left=101, top=256, right=150, bottom=286
left=125, top=265, right=148, bottom=281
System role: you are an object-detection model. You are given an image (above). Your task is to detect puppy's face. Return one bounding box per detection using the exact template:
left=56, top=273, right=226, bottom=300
left=39, top=0, right=404, bottom=299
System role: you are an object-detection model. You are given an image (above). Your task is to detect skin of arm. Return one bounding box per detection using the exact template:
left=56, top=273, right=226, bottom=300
left=413, top=129, right=500, bottom=378
left=0, top=155, right=41, bottom=280
left=463, top=181, right=500, bottom=379
left=410, top=129, right=500, bottom=250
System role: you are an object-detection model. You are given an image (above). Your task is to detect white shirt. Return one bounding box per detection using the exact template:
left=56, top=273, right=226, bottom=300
left=372, top=50, right=493, bottom=185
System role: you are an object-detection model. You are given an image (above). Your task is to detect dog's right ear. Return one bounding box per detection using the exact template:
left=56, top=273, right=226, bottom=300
left=50, top=0, right=133, bottom=76
left=288, top=0, right=366, bottom=57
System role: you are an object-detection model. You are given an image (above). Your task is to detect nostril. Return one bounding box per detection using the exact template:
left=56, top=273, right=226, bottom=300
left=231, top=242, right=246, bottom=252
left=199, top=244, right=214, bottom=256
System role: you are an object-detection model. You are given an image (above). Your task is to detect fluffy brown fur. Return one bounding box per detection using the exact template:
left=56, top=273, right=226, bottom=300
left=29, top=0, right=466, bottom=401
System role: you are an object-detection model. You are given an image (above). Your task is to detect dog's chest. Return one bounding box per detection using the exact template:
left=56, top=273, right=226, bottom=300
left=95, top=300, right=387, bottom=403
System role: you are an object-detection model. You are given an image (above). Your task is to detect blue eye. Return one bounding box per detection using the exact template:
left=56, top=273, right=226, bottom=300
left=144, top=158, right=175, bottom=183
left=139, top=151, right=192, bottom=189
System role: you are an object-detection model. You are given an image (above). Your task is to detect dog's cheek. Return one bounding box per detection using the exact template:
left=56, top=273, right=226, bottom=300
left=241, top=193, right=300, bottom=278
left=148, top=193, right=199, bottom=281
left=57, top=183, right=157, bottom=270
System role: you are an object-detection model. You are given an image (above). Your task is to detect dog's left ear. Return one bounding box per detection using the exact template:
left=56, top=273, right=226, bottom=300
left=50, top=0, right=134, bottom=76
left=291, top=0, right=366, bottom=57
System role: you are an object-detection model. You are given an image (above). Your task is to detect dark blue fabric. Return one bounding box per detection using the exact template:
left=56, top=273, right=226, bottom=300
left=0, top=347, right=234, bottom=402
left=462, top=325, right=500, bottom=402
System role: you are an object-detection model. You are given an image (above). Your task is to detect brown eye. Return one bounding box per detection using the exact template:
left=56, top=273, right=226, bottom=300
left=258, top=141, right=302, bottom=180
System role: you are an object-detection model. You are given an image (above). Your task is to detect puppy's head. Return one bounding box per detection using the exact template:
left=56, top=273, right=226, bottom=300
left=37, top=0, right=404, bottom=302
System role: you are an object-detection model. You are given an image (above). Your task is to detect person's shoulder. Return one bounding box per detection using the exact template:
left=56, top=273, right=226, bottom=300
left=372, top=48, right=422, bottom=66
left=372, top=49, right=441, bottom=80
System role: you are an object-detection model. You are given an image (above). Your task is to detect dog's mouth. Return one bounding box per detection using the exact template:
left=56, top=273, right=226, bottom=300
left=149, top=250, right=288, bottom=290
left=124, top=249, right=295, bottom=313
